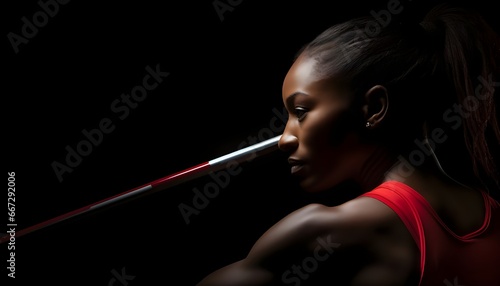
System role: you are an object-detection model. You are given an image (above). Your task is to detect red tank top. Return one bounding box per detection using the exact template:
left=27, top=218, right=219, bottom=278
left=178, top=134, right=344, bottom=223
left=360, top=180, right=500, bottom=286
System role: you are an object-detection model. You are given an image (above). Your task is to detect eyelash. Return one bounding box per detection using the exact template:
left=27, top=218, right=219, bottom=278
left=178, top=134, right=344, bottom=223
left=294, top=107, right=308, bottom=121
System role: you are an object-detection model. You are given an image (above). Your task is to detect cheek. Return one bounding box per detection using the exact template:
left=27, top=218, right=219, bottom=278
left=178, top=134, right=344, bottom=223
left=308, top=134, right=359, bottom=175
left=303, top=133, right=365, bottom=192
left=302, top=105, right=359, bottom=150
left=298, top=107, right=363, bottom=189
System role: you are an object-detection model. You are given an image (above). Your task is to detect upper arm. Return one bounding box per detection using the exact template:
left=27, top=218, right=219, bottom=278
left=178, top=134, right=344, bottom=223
left=196, top=203, right=345, bottom=285
left=197, top=198, right=420, bottom=286
left=196, top=259, right=275, bottom=286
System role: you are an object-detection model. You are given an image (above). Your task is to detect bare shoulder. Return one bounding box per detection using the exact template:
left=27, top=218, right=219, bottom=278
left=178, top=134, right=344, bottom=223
left=250, top=196, right=411, bottom=256
left=248, top=198, right=396, bottom=254
left=197, top=197, right=419, bottom=285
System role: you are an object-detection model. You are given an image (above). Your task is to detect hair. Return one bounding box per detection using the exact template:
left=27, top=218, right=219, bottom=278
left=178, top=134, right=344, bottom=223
left=297, top=2, right=500, bottom=194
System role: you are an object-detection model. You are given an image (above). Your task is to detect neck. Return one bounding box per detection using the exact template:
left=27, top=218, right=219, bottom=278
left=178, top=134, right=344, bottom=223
left=384, top=145, right=483, bottom=191
left=356, top=145, right=398, bottom=192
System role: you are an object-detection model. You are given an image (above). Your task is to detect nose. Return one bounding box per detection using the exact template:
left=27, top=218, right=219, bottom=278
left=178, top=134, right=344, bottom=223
left=278, top=127, right=298, bottom=153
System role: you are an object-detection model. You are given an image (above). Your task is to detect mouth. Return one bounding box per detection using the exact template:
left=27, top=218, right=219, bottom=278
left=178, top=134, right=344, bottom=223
left=288, top=158, right=305, bottom=175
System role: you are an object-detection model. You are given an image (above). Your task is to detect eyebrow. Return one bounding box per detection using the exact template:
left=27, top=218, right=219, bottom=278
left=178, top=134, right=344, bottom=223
left=285, top=92, right=309, bottom=108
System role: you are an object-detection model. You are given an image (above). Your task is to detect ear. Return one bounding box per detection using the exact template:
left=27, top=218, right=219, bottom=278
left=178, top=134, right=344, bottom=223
left=362, top=85, right=389, bottom=128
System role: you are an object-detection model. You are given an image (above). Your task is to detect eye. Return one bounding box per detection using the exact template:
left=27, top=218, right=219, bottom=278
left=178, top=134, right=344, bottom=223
left=294, top=107, right=308, bottom=121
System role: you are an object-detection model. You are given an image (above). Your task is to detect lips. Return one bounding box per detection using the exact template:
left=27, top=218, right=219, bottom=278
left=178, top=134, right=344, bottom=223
left=288, top=158, right=305, bottom=175
left=291, top=164, right=304, bottom=174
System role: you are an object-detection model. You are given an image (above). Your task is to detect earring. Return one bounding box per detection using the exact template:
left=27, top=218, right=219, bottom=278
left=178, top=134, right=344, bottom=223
left=366, top=121, right=372, bottom=128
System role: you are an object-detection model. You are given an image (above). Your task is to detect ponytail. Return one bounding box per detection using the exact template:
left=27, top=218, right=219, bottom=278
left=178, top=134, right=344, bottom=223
left=421, top=3, right=500, bottom=192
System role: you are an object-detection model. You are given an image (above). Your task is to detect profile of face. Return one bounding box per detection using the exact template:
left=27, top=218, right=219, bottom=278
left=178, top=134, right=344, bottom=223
left=279, top=53, right=377, bottom=193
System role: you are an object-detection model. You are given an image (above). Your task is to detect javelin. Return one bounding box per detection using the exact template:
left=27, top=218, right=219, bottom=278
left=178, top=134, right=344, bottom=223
left=0, top=135, right=281, bottom=244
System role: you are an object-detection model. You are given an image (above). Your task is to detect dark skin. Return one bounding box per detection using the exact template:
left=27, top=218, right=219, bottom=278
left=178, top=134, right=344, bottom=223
left=196, top=54, right=486, bottom=286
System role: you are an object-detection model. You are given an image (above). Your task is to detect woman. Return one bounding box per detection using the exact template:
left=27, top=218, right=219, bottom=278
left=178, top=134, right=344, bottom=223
left=197, top=2, right=500, bottom=285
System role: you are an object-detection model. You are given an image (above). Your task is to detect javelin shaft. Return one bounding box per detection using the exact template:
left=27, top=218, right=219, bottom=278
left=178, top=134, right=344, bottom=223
left=0, top=135, right=281, bottom=244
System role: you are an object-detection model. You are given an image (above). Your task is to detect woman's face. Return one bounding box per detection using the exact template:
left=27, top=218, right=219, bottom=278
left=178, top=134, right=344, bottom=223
left=279, top=54, right=373, bottom=192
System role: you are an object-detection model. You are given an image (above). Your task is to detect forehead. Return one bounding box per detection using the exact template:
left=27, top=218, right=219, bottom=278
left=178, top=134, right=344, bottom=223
left=282, top=54, right=347, bottom=100
left=282, top=54, right=318, bottom=94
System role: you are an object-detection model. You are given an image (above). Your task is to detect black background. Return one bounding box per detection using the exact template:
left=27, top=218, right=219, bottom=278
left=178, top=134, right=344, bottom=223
left=4, top=0, right=499, bottom=285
